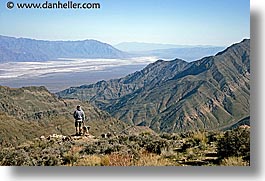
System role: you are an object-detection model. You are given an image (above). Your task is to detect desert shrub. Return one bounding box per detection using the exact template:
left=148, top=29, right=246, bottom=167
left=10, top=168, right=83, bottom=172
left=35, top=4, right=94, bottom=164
left=102, top=143, right=125, bottom=154
left=140, top=131, right=153, bottom=136
left=80, top=134, right=172, bottom=160
left=159, top=133, right=172, bottom=140
left=118, top=134, right=146, bottom=147
left=108, top=137, right=120, bottom=145
left=207, top=131, right=220, bottom=143
left=128, top=135, right=139, bottom=142
left=171, top=134, right=181, bottom=140
left=192, top=131, right=208, bottom=144
left=0, top=149, right=32, bottom=166
left=159, top=133, right=181, bottom=140
left=62, top=152, right=79, bottom=166
left=220, top=156, right=249, bottom=166
left=81, top=144, right=99, bottom=155
left=145, top=139, right=170, bottom=155
left=38, top=154, right=61, bottom=166
left=0, top=137, right=74, bottom=166
left=81, top=140, right=126, bottom=155
left=179, top=131, right=194, bottom=138
left=217, top=127, right=250, bottom=161
left=180, top=138, right=197, bottom=152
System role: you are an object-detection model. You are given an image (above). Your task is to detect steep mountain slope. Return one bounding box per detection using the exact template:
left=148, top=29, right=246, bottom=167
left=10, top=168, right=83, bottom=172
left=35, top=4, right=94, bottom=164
left=0, top=35, right=128, bottom=62
left=57, top=39, right=250, bottom=133
left=57, top=58, right=188, bottom=106
left=0, top=85, right=128, bottom=146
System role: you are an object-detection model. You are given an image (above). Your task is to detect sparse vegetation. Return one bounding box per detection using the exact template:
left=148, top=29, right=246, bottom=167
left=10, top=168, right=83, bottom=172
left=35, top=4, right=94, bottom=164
left=216, top=126, right=250, bottom=164
left=0, top=127, right=250, bottom=166
left=220, top=157, right=249, bottom=166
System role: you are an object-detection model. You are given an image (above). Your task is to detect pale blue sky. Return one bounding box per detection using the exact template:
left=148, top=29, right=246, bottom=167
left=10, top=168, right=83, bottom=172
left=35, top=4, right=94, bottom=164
left=0, top=0, right=250, bottom=46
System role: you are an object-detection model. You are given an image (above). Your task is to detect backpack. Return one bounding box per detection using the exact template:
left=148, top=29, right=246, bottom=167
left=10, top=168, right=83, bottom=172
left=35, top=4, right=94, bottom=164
left=74, top=110, right=83, bottom=120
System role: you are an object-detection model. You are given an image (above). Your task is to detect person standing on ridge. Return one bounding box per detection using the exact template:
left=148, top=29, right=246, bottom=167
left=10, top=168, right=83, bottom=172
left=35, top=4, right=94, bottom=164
left=73, top=105, right=85, bottom=136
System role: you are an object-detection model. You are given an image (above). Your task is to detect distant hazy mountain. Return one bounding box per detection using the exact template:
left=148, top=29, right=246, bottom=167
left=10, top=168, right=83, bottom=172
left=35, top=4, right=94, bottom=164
left=0, top=35, right=129, bottom=62
left=140, top=47, right=225, bottom=62
left=58, top=39, right=250, bottom=133
left=115, top=42, right=191, bottom=52
left=115, top=42, right=225, bottom=61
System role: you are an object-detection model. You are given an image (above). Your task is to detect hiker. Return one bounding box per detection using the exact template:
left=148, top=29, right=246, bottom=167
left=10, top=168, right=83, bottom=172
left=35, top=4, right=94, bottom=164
left=73, top=105, right=85, bottom=135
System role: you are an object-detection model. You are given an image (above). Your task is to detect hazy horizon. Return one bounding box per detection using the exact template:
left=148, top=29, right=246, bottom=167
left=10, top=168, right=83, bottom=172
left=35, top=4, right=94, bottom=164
left=0, top=0, right=250, bottom=46
left=0, top=34, right=248, bottom=48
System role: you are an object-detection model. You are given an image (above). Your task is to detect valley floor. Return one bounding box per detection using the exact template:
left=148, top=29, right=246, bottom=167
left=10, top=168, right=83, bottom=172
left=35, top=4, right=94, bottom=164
left=0, top=60, right=149, bottom=92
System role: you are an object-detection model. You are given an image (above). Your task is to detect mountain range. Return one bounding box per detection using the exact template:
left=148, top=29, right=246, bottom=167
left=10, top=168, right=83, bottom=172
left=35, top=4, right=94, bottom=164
left=57, top=39, right=250, bottom=133
left=0, top=35, right=226, bottom=63
left=0, top=35, right=128, bottom=62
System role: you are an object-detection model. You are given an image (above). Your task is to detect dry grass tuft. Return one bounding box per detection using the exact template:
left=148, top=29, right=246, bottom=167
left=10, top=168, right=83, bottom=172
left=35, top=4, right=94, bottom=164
left=220, top=157, right=249, bottom=166
left=135, top=151, right=174, bottom=166
left=76, top=155, right=102, bottom=166
left=108, top=153, right=133, bottom=166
